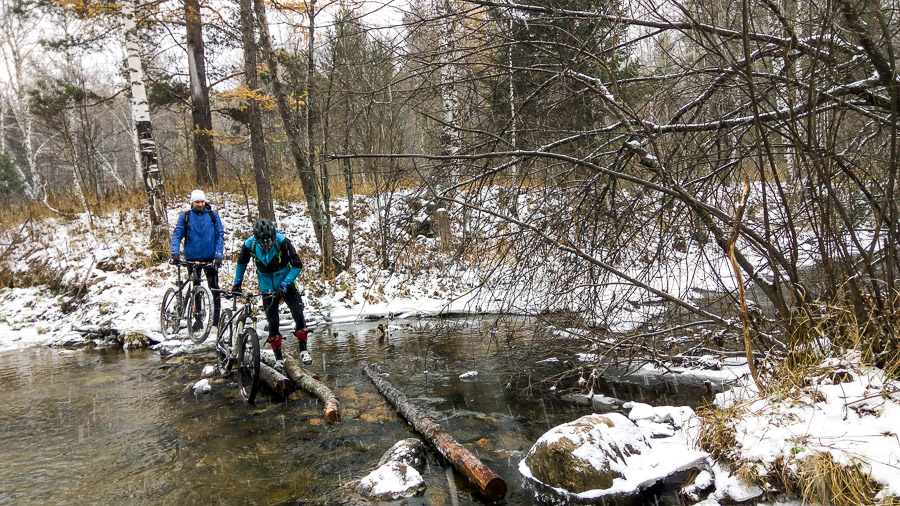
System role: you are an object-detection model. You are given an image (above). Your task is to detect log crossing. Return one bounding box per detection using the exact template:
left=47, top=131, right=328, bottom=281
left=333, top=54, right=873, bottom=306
left=361, top=362, right=507, bottom=501
left=259, top=362, right=294, bottom=398
left=261, top=353, right=341, bottom=422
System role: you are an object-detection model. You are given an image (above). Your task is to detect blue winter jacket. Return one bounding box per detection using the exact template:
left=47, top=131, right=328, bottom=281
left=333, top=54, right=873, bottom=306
left=170, top=205, right=225, bottom=261
left=232, top=232, right=303, bottom=293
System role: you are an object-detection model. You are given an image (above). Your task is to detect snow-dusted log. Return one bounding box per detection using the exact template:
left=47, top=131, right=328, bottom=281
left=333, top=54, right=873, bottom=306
left=361, top=362, right=507, bottom=501
left=261, top=353, right=341, bottom=421
left=259, top=362, right=294, bottom=398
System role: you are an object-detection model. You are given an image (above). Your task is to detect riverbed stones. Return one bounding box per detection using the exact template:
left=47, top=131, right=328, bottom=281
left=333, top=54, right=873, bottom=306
left=356, top=438, right=427, bottom=500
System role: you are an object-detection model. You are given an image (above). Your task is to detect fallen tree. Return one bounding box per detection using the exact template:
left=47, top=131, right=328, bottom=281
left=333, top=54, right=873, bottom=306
left=361, top=362, right=507, bottom=501
left=261, top=353, right=341, bottom=422
left=259, top=362, right=294, bottom=398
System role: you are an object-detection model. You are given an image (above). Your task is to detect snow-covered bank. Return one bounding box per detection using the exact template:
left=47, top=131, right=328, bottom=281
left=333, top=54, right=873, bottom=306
left=0, top=192, right=505, bottom=352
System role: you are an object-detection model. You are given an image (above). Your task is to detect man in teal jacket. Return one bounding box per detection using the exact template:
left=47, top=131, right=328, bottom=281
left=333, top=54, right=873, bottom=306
left=231, top=219, right=311, bottom=369
left=170, top=189, right=225, bottom=328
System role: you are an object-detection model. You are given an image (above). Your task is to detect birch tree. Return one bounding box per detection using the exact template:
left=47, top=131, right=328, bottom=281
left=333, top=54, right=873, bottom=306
left=0, top=0, right=45, bottom=201
left=122, top=0, right=169, bottom=257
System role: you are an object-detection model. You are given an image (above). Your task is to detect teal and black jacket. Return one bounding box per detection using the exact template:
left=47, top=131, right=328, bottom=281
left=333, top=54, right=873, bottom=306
left=232, top=232, right=302, bottom=293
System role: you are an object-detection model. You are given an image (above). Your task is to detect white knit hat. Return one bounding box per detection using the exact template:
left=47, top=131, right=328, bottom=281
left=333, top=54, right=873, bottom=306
left=189, top=189, right=206, bottom=202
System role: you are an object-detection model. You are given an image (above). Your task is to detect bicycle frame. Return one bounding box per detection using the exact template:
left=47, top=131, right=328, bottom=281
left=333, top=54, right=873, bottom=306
left=160, top=260, right=217, bottom=342
left=175, top=260, right=212, bottom=299
left=214, top=290, right=264, bottom=403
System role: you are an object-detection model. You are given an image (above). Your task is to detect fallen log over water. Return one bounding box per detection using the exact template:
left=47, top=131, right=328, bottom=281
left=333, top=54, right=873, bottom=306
left=261, top=354, right=341, bottom=422
left=259, top=362, right=294, bottom=398
left=361, top=362, right=507, bottom=501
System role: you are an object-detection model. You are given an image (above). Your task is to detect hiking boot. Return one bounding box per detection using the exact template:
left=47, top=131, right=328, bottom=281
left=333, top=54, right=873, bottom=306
left=300, top=350, right=312, bottom=365
left=274, top=359, right=285, bottom=373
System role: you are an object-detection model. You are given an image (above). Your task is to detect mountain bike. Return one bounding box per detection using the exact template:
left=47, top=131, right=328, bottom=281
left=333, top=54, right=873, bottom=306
left=159, top=260, right=216, bottom=343
left=214, top=290, right=262, bottom=404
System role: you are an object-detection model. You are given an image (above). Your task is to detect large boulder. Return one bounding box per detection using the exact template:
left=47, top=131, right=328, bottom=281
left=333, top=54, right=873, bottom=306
left=520, top=412, right=707, bottom=503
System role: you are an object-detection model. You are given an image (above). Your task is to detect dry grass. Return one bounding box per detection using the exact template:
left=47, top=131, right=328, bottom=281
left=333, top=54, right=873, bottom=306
left=0, top=169, right=388, bottom=233
left=697, top=359, right=900, bottom=505
left=695, top=403, right=742, bottom=462
left=797, top=453, right=879, bottom=505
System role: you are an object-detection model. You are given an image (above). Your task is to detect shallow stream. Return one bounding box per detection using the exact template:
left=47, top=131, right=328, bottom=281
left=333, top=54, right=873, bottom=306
left=0, top=317, right=718, bottom=504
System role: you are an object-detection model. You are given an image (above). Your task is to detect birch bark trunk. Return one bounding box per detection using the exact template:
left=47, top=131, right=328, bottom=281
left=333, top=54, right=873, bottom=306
left=433, top=0, right=462, bottom=250
left=122, top=0, right=169, bottom=257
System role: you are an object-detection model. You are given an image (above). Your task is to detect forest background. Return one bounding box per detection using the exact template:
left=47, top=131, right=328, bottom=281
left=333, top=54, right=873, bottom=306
left=1, top=0, right=900, bottom=496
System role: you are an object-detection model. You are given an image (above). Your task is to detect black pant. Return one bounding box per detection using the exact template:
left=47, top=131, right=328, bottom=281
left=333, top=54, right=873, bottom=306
left=262, top=283, right=306, bottom=337
left=186, top=262, right=221, bottom=325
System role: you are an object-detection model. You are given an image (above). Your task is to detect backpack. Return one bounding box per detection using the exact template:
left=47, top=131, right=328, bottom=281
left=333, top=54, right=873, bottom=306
left=184, top=208, right=217, bottom=235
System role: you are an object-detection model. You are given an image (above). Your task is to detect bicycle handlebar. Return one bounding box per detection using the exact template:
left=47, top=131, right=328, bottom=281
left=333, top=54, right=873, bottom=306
left=173, top=259, right=218, bottom=269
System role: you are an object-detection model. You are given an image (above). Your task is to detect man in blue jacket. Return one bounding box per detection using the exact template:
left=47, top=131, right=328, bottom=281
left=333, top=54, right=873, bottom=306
left=230, top=218, right=312, bottom=369
left=170, top=189, right=225, bottom=328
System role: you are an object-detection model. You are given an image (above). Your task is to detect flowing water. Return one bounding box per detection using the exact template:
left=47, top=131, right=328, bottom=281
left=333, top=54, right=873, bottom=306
left=0, top=317, right=718, bottom=505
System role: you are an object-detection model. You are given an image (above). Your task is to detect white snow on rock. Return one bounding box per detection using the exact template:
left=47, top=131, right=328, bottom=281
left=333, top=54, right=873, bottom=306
left=356, top=460, right=425, bottom=500
left=192, top=379, right=211, bottom=393
left=459, top=370, right=478, bottom=379
left=519, top=412, right=707, bottom=501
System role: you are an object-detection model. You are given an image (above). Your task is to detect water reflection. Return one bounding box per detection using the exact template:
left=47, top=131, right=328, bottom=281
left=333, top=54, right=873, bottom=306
left=0, top=318, right=710, bottom=505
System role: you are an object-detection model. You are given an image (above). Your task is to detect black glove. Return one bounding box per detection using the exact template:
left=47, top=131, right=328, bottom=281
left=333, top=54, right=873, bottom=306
left=214, top=258, right=223, bottom=268
left=169, top=253, right=180, bottom=265
left=231, top=283, right=242, bottom=294
left=274, top=283, right=286, bottom=299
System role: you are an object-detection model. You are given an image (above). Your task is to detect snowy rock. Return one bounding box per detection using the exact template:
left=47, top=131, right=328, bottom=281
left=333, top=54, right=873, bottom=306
left=626, top=403, right=696, bottom=439
left=705, top=461, right=763, bottom=503
left=356, top=438, right=427, bottom=500
left=681, top=467, right=715, bottom=502
left=201, top=365, right=216, bottom=377
left=356, top=461, right=425, bottom=500
left=377, top=438, right=427, bottom=468
left=459, top=370, right=478, bottom=379
left=519, top=413, right=707, bottom=503
left=46, top=330, right=86, bottom=347
left=192, top=379, right=211, bottom=393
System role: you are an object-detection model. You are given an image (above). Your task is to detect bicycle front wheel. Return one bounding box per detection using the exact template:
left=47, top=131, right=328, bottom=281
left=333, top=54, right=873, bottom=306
left=216, top=309, right=234, bottom=377
left=187, top=284, right=215, bottom=343
left=159, top=288, right=182, bottom=338
left=236, top=327, right=261, bottom=404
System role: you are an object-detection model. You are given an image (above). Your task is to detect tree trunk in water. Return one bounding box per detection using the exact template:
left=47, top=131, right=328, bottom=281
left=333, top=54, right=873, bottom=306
left=238, top=0, right=275, bottom=222
left=252, top=0, right=340, bottom=275
left=259, top=362, right=295, bottom=398
left=122, top=0, right=169, bottom=258
left=184, top=0, right=218, bottom=186
left=261, top=353, right=341, bottom=421
left=361, top=362, right=507, bottom=501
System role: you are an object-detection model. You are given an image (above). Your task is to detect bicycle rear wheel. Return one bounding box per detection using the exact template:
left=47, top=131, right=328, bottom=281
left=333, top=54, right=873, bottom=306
left=216, top=309, right=234, bottom=377
left=159, top=288, right=182, bottom=338
left=236, top=327, right=261, bottom=404
left=187, top=284, right=215, bottom=343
